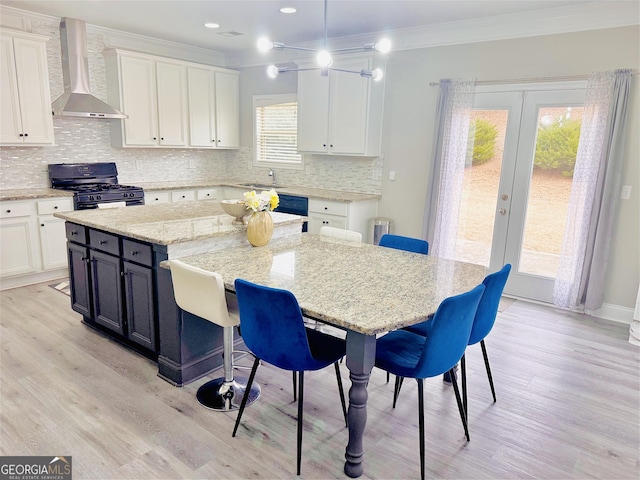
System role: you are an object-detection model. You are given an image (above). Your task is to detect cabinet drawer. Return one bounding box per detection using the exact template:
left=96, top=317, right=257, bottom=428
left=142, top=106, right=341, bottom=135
left=171, top=190, right=196, bottom=202
left=0, top=202, right=32, bottom=218
left=146, top=191, right=170, bottom=204
left=66, top=222, right=88, bottom=244
left=36, top=198, right=74, bottom=215
left=197, top=188, right=217, bottom=200
left=89, top=229, right=120, bottom=256
left=308, top=199, right=349, bottom=217
left=122, top=238, right=153, bottom=266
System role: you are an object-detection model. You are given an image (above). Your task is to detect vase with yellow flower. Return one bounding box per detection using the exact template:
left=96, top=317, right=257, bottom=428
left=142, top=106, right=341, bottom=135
left=243, top=189, right=279, bottom=247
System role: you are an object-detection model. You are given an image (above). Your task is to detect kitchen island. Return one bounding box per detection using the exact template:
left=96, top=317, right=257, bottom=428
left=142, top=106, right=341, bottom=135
left=54, top=201, right=305, bottom=385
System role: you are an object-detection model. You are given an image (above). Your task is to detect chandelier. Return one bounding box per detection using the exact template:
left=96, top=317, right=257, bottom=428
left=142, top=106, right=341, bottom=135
left=257, top=0, right=390, bottom=81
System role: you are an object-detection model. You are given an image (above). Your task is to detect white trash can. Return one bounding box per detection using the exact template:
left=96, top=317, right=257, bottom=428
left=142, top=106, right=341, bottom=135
left=370, top=217, right=392, bottom=245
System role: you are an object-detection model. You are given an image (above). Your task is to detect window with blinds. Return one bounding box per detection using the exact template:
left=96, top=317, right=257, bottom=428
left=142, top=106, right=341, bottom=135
left=254, top=94, right=302, bottom=166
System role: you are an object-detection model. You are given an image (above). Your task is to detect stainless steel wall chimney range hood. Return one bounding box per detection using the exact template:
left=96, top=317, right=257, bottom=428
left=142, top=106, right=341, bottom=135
left=51, top=17, right=127, bottom=119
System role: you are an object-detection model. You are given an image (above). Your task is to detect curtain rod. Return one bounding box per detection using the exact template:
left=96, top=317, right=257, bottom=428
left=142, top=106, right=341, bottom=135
left=428, top=71, right=639, bottom=87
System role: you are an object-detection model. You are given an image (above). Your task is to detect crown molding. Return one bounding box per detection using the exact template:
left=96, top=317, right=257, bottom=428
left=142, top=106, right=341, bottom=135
left=0, top=4, right=227, bottom=67
left=228, top=1, right=639, bottom=68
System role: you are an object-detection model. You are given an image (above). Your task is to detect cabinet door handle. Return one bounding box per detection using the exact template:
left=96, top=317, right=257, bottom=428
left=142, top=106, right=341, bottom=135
left=161, top=137, right=164, bottom=140
left=131, top=251, right=138, bottom=256
left=41, top=223, right=45, bottom=227
left=19, top=134, right=24, bottom=137
left=24, top=133, right=28, bottom=137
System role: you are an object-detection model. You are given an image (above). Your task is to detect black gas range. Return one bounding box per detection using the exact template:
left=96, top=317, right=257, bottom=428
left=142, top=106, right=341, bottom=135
left=49, top=162, right=145, bottom=210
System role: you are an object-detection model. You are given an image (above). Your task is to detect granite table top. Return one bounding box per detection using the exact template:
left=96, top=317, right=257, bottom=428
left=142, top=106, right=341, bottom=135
left=166, top=234, right=487, bottom=335
left=54, top=201, right=304, bottom=246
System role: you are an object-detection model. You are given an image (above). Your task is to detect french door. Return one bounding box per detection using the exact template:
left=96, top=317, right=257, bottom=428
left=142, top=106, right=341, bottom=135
left=454, top=83, right=586, bottom=303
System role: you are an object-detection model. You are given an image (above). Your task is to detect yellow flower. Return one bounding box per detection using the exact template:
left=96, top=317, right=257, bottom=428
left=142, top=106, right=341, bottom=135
left=243, top=189, right=279, bottom=212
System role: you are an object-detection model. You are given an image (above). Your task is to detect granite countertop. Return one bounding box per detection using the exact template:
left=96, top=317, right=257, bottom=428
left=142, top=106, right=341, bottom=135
left=1, top=182, right=379, bottom=203
left=139, top=180, right=380, bottom=203
left=54, top=201, right=304, bottom=245
left=167, top=234, right=487, bottom=335
left=0, top=188, right=74, bottom=201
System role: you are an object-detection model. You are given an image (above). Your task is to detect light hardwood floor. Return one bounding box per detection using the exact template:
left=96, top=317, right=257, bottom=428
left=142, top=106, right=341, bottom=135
left=1, top=281, right=638, bottom=479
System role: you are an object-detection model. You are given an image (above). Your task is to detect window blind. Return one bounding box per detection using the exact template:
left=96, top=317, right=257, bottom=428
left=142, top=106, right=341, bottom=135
left=255, top=101, right=301, bottom=164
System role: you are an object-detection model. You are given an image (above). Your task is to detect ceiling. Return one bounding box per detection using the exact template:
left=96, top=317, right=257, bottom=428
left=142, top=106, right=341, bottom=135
left=1, top=0, right=616, bottom=53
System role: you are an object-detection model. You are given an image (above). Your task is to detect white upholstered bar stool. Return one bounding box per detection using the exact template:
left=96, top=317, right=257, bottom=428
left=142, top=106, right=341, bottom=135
left=319, top=225, right=363, bottom=243
left=169, top=259, right=260, bottom=411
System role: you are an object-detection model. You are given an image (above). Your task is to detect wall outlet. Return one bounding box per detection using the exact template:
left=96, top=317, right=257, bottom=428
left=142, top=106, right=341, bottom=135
left=621, top=185, right=632, bottom=200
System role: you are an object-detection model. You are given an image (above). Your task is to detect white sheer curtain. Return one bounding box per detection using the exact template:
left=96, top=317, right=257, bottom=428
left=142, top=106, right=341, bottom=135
left=424, top=78, right=475, bottom=259
left=553, top=70, right=632, bottom=310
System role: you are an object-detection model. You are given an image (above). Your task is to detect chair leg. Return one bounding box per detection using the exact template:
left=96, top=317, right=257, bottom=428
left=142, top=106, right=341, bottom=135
left=417, top=378, right=425, bottom=480
left=386, top=371, right=390, bottom=383
left=334, top=362, right=348, bottom=427
left=480, top=340, right=497, bottom=402
left=461, top=354, right=468, bottom=422
left=292, top=371, right=297, bottom=401
left=393, top=376, right=404, bottom=409
left=232, top=357, right=260, bottom=437
left=296, top=370, right=304, bottom=476
left=450, top=367, right=470, bottom=442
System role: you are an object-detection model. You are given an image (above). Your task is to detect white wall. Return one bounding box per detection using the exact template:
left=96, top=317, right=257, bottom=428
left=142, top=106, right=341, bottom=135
left=378, top=26, right=639, bottom=311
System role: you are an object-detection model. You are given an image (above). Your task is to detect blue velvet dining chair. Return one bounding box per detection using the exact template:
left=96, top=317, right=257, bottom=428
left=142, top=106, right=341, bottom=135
left=403, top=264, right=512, bottom=420
left=378, top=232, right=429, bottom=384
left=378, top=233, right=429, bottom=255
left=374, top=284, right=485, bottom=480
left=232, top=278, right=348, bottom=476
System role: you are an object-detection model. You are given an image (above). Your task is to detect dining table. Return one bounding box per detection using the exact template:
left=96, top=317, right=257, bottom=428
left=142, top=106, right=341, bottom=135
left=169, top=232, right=486, bottom=478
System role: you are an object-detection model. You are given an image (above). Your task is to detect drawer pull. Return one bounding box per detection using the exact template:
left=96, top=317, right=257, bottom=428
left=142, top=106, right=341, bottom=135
left=70, top=231, right=77, bottom=235
left=99, top=240, right=107, bottom=245
left=131, top=251, right=138, bottom=256
left=6, top=209, right=10, bottom=213
left=54, top=206, right=58, bottom=209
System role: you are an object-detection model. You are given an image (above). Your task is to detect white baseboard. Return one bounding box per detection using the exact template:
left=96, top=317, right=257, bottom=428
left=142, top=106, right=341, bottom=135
left=586, top=303, right=635, bottom=325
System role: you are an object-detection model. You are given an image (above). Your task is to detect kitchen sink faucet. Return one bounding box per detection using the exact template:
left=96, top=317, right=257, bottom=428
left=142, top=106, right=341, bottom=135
left=269, top=169, right=277, bottom=186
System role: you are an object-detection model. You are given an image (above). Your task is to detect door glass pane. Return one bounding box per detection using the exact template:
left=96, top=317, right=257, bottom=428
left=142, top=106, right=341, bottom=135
left=519, top=106, right=583, bottom=277
left=455, top=109, right=508, bottom=267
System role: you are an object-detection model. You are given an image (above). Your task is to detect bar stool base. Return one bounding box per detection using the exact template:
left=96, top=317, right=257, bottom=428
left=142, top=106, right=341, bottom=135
left=196, top=376, right=261, bottom=411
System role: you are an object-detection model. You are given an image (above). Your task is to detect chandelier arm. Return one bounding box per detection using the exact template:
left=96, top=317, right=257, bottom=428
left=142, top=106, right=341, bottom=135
left=278, top=45, right=318, bottom=53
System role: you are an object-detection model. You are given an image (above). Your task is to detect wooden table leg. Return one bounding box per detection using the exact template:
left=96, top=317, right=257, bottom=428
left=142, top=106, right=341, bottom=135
left=344, top=331, right=376, bottom=478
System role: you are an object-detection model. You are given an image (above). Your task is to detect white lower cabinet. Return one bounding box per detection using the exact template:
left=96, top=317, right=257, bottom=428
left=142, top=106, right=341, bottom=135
left=308, top=198, right=378, bottom=243
left=197, top=188, right=217, bottom=200
left=145, top=191, right=171, bottom=204
left=0, top=202, right=38, bottom=277
left=0, top=197, right=73, bottom=288
left=170, top=190, right=196, bottom=202
left=36, top=198, right=74, bottom=271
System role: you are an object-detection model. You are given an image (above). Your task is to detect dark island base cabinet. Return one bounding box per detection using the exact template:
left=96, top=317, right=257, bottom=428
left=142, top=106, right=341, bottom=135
left=65, top=221, right=234, bottom=386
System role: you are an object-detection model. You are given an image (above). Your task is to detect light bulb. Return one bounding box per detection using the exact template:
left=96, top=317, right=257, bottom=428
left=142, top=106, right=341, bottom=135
left=257, top=37, right=274, bottom=52
left=372, top=68, right=384, bottom=81
left=374, top=38, right=391, bottom=54
left=266, top=65, right=279, bottom=79
left=316, top=50, right=333, bottom=68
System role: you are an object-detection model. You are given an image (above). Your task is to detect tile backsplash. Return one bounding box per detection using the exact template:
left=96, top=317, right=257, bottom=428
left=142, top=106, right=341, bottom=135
left=0, top=15, right=382, bottom=195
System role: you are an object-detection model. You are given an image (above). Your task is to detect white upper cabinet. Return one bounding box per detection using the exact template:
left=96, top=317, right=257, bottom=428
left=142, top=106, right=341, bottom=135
left=297, top=54, right=385, bottom=156
left=106, top=48, right=239, bottom=150
left=105, top=50, right=188, bottom=148
left=187, top=66, right=239, bottom=149
left=155, top=61, right=188, bottom=146
left=0, top=31, right=54, bottom=146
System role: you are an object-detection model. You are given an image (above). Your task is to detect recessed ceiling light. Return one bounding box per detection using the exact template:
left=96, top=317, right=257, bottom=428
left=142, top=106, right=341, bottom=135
left=280, top=7, right=297, bottom=14
left=204, top=22, right=220, bottom=29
